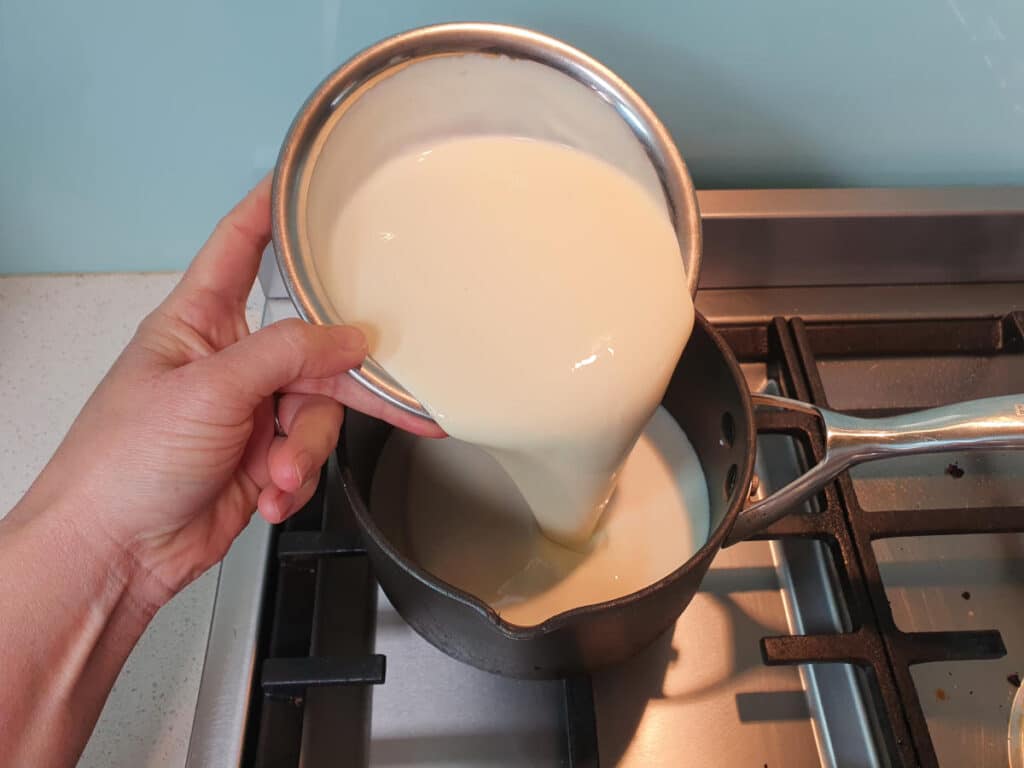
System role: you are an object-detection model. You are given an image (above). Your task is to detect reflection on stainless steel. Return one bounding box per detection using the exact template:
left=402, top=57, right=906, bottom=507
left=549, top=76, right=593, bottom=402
left=697, top=187, right=1024, bottom=219
left=185, top=516, right=272, bottom=767
left=819, top=354, right=1024, bottom=415
left=697, top=283, right=1024, bottom=326
left=698, top=187, right=1024, bottom=291
left=729, top=393, right=1024, bottom=543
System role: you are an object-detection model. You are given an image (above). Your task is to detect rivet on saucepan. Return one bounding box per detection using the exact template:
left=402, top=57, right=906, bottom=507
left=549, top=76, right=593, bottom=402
left=724, top=464, right=738, bottom=500
left=720, top=411, right=736, bottom=448
left=748, top=474, right=761, bottom=500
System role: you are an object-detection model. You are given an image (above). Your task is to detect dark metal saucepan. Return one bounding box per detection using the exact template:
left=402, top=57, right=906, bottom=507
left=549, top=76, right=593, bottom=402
left=337, top=313, right=1024, bottom=678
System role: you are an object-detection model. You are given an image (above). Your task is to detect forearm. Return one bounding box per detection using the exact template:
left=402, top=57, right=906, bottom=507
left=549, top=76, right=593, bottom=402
left=0, top=496, right=157, bottom=768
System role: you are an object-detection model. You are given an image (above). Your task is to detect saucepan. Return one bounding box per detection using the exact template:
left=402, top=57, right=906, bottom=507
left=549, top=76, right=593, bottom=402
left=337, top=315, right=1024, bottom=678
left=273, top=23, right=1024, bottom=678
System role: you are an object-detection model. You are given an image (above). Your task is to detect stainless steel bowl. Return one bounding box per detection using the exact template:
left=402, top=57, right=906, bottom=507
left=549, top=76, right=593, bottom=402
left=272, top=22, right=702, bottom=422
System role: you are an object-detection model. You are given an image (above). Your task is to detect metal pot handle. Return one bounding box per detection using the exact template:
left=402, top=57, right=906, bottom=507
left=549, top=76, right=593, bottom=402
left=725, top=392, right=1024, bottom=545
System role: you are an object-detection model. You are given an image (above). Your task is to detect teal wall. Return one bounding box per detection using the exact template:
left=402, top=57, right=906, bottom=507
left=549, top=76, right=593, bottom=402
left=2, top=0, right=1022, bottom=274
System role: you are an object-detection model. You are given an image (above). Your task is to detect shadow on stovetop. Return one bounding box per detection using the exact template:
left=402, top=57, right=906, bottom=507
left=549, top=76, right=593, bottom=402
left=596, top=561, right=810, bottom=764
left=593, top=628, right=676, bottom=765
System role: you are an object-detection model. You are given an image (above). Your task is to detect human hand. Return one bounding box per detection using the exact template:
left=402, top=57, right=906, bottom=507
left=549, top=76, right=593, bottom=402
left=11, top=176, right=442, bottom=614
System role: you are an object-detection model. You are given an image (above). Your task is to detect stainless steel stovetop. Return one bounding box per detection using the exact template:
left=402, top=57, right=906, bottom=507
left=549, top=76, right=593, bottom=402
left=186, top=188, right=1024, bottom=768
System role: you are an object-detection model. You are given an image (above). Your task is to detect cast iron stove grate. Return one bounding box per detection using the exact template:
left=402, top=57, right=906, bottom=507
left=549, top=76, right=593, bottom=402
left=724, top=312, right=1024, bottom=768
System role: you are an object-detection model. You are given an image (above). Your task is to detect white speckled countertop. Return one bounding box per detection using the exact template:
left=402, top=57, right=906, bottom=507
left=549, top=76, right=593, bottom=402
left=0, top=274, right=264, bottom=768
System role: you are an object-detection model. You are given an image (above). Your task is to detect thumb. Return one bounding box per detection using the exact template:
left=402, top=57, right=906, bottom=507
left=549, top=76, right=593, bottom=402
left=194, top=319, right=368, bottom=406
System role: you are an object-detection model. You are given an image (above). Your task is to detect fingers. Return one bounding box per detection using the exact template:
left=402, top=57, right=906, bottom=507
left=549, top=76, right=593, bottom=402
left=256, top=393, right=345, bottom=525
left=268, top=394, right=344, bottom=493
left=198, top=319, right=368, bottom=408
left=179, top=174, right=272, bottom=306
left=258, top=474, right=319, bottom=525
left=283, top=372, right=446, bottom=438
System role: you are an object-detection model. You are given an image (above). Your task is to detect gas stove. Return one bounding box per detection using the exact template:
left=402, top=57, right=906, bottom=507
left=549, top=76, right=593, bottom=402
left=186, top=188, right=1024, bottom=767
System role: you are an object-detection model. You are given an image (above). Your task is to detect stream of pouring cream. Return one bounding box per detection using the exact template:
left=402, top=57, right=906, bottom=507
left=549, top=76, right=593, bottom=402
left=318, top=134, right=695, bottom=546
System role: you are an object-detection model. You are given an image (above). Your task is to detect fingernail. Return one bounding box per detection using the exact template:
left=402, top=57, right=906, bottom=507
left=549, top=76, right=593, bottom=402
left=259, top=487, right=290, bottom=524
left=330, top=325, right=367, bottom=353
left=275, top=492, right=296, bottom=522
left=293, top=450, right=313, bottom=487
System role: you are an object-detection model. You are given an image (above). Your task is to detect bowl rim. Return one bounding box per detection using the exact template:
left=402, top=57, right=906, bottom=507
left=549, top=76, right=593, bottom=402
left=271, top=21, right=703, bottom=422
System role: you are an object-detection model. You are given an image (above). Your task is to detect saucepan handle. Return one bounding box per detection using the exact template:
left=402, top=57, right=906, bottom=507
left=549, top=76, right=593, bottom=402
left=724, top=392, right=1024, bottom=546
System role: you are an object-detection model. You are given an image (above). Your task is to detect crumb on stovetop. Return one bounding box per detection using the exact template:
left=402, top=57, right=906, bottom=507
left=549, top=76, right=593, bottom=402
left=961, top=591, right=971, bottom=600
left=945, top=462, right=965, bottom=478
left=1008, top=673, right=1021, bottom=688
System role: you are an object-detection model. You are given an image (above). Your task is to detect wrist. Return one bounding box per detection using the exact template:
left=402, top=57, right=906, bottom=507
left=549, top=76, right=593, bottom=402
left=9, top=487, right=174, bottom=620
left=0, top=491, right=161, bottom=766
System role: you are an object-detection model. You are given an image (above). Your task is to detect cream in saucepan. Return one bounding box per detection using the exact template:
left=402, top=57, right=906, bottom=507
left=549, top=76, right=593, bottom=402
left=371, top=406, right=709, bottom=626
